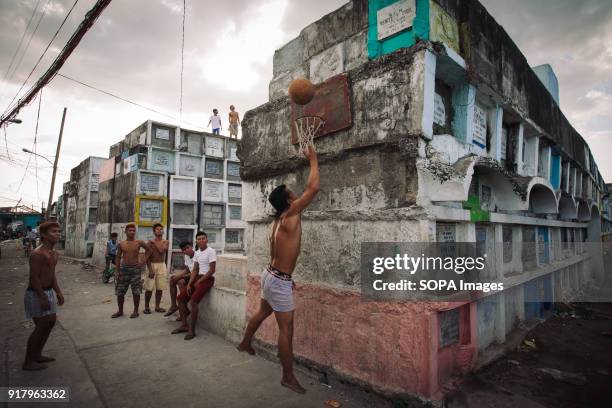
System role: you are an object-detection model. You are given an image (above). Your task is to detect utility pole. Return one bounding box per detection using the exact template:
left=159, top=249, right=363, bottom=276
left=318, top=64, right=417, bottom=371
left=46, top=107, right=66, bottom=219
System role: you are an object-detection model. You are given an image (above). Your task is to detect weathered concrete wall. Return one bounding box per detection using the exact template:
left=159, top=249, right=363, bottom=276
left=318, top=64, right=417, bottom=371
left=197, top=254, right=247, bottom=343
left=64, top=157, right=105, bottom=258
left=241, top=45, right=431, bottom=183
left=269, top=0, right=368, bottom=100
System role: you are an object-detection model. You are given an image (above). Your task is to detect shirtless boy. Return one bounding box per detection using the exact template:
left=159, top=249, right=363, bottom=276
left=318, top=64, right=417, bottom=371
left=237, top=145, right=319, bottom=394
left=228, top=105, right=240, bottom=139
left=144, top=223, right=169, bottom=314
left=164, top=241, right=195, bottom=317
left=112, top=224, right=150, bottom=319
left=23, top=221, right=64, bottom=371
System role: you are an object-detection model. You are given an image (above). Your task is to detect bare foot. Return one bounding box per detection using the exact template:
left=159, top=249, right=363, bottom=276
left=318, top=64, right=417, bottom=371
left=236, top=343, right=255, bottom=355
left=143, top=308, right=151, bottom=314
left=130, top=312, right=139, bottom=318
left=171, top=326, right=188, bottom=334
left=111, top=311, right=123, bottom=318
left=37, top=355, right=56, bottom=363
left=281, top=377, right=306, bottom=394
left=155, top=307, right=166, bottom=313
left=22, top=361, right=48, bottom=371
left=184, top=333, right=196, bottom=340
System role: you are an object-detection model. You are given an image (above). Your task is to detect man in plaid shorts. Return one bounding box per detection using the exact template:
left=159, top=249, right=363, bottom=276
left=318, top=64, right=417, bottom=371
left=112, top=224, right=150, bottom=319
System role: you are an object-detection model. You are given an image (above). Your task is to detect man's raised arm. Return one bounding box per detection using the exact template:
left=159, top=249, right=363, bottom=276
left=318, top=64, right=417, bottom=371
left=287, top=145, right=319, bottom=216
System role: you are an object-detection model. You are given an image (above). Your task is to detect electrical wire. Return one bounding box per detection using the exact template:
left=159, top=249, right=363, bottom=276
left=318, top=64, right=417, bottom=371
left=16, top=90, right=43, bottom=192
left=3, top=0, right=52, bottom=103
left=55, top=73, right=204, bottom=130
left=2, top=0, right=80, bottom=117
left=2, top=0, right=43, bottom=88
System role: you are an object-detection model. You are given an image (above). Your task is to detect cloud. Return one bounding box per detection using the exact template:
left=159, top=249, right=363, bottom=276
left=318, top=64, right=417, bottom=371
left=200, top=0, right=289, bottom=92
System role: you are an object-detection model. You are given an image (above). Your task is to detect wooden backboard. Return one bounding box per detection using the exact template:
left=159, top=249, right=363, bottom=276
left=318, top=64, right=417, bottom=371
left=290, top=74, right=352, bottom=144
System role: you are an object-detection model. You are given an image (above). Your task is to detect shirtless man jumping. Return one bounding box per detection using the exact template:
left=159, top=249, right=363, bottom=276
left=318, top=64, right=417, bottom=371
left=23, top=222, right=64, bottom=371
left=237, top=145, right=319, bottom=394
left=144, top=223, right=169, bottom=314
left=112, top=224, right=150, bottom=319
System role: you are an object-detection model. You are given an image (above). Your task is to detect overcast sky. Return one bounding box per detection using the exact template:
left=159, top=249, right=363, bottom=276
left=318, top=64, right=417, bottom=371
left=0, top=0, right=610, bottom=210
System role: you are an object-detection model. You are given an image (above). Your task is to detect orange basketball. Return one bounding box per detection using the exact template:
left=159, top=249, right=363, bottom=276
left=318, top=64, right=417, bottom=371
left=288, top=77, right=315, bottom=105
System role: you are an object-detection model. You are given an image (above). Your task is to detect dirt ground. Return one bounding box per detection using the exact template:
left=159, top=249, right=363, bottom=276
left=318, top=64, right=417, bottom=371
left=446, top=303, right=612, bottom=408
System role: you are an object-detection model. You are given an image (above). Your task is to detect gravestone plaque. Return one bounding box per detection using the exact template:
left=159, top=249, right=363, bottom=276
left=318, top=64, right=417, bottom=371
left=501, top=127, right=508, bottom=160
left=139, top=199, right=163, bottom=223
left=205, top=137, right=224, bottom=157
left=205, top=159, right=223, bottom=179
left=227, top=162, right=240, bottom=178
left=155, top=128, right=170, bottom=140
left=434, top=93, right=446, bottom=126
left=90, top=174, right=100, bottom=191
left=228, top=141, right=238, bottom=161
left=172, top=202, right=195, bottom=225
left=228, top=184, right=242, bottom=203
left=203, top=181, right=223, bottom=201
left=179, top=155, right=202, bottom=177
left=140, top=173, right=162, bottom=194
left=151, top=149, right=174, bottom=172
left=206, top=230, right=220, bottom=244
left=170, top=178, right=195, bottom=201
left=377, top=0, right=415, bottom=41
left=229, top=205, right=242, bottom=220
left=201, top=204, right=224, bottom=227
left=225, top=229, right=242, bottom=245
left=473, top=103, right=487, bottom=148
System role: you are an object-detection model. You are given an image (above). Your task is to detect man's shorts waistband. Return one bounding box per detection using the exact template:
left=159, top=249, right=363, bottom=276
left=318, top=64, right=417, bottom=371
left=267, top=265, right=292, bottom=281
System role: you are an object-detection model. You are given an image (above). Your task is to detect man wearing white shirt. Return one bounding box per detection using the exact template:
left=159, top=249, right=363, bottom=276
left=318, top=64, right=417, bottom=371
left=172, top=231, right=216, bottom=340
left=208, top=108, right=222, bottom=135
left=164, top=241, right=195, bottom=317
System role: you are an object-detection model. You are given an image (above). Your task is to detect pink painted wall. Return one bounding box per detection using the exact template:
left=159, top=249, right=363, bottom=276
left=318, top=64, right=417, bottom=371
left=246, top=274, right=469, bottom=397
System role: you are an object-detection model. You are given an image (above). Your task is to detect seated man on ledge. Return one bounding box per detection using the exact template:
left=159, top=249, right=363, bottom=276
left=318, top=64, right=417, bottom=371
left=172, top=231, right=216, bottom=340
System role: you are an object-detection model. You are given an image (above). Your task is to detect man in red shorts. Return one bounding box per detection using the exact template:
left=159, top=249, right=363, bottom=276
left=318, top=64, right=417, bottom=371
left=172, top=231, right=216, bottom=340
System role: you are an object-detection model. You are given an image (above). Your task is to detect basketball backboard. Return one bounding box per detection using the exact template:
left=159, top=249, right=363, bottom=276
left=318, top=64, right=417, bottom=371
left=290, top=74, right=352, bottom=145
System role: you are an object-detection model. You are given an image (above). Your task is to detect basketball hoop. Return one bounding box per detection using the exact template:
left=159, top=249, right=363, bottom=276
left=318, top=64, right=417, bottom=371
left=294, top=116, right=325, bottom=151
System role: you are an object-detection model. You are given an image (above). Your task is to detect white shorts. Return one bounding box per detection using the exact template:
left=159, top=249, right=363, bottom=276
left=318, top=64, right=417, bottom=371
left=261, top=267, right=294, bottom=312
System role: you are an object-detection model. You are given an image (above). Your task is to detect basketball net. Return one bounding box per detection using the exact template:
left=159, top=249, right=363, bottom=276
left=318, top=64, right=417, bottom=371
left=294, top=116, right=325, bottom=152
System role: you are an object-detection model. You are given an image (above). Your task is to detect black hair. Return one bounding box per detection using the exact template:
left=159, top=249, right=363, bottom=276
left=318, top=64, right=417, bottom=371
left=269, top=184, right=290, bottom=218
left=110, top=232, right=118, bottom=238
left=179, top=241, right=192, bottom=250
left=152, top=223, right=163, bottom=230
left=196, top=231, right=207, bottom=238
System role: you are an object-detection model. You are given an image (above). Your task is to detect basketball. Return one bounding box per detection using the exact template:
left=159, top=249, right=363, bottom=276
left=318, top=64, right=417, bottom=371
left=288, top=77, right=315, bottom=105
